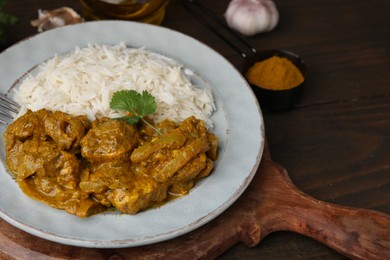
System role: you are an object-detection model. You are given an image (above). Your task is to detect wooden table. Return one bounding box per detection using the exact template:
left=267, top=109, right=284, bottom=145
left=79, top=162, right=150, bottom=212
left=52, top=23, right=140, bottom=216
left=1, top=0, right=389, bottom=259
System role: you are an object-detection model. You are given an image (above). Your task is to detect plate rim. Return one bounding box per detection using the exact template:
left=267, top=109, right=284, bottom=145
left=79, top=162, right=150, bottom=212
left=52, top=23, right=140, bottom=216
left=0, top=20, right=264, bottom=248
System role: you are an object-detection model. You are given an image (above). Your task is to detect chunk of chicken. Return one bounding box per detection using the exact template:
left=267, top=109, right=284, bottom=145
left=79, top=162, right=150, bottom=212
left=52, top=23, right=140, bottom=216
left=81, top=162, right=167, bottom=214
left=3, top=109, right=50, bottom=151
left=81, top=118, right=139, bottom=163
left=44, top=111, right=89, bottom=153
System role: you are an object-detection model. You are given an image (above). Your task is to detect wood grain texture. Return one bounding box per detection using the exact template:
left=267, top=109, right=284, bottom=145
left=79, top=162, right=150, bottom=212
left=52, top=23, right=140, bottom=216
left=1, top=0, right=390, bottom=259
left=0, top=146, right=388, bottom=260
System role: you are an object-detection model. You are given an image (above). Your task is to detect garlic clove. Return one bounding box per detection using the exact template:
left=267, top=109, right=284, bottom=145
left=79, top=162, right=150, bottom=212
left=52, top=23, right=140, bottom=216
left=225, top=0, right=279, bottom=36
left=31, top=7, right=84, bottom=32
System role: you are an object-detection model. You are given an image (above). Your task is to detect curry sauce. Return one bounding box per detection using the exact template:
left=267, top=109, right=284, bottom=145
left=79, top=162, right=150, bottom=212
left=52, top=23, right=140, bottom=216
left=3, top=109, right=218, bottom=217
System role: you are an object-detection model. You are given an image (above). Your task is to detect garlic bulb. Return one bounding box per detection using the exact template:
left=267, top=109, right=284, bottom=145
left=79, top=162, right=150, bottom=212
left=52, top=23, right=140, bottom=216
left=30, top=7, right=84, bottom=32
left=225, top=0, right=279, bottom=36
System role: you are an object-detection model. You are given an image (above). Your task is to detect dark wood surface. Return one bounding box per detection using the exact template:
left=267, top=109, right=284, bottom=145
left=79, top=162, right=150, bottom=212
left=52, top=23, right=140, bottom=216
left=1, top=0, right=390, bottom=259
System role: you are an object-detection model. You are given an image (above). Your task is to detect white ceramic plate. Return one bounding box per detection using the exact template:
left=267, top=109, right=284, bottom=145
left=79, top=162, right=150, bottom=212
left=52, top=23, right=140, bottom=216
left=0, top=21, right=264, bottom=248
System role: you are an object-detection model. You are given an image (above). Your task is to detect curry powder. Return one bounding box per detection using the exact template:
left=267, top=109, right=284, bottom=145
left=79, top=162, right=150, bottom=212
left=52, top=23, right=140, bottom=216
left=245, top=56, right=304, bottom=90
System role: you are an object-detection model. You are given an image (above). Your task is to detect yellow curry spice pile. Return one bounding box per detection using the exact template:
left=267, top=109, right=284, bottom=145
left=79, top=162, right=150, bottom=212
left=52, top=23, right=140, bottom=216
left=245, top=56, right=304, bottom=90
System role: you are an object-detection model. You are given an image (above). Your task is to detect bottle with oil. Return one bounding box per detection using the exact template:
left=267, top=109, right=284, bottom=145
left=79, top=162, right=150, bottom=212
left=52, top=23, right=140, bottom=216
left=80, top=0, right=170, bottom=25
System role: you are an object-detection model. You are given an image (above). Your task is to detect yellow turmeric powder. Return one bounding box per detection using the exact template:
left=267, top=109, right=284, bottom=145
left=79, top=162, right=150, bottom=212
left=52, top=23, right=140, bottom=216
left=245, top=56, right=304, bottom=90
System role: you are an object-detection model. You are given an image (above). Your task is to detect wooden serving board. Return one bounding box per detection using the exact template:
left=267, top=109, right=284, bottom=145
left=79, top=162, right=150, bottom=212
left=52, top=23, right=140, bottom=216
left=0, top=143, right=389, bottom=260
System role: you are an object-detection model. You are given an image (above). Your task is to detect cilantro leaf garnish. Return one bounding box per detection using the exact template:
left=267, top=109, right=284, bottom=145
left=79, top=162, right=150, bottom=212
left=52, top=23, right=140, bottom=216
left=110, top=90, right=161, bottom=134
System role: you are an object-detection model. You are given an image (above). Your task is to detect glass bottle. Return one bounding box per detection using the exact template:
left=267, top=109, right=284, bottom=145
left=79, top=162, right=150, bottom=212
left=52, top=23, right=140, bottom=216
left=80, top=0, right=170, bottom=25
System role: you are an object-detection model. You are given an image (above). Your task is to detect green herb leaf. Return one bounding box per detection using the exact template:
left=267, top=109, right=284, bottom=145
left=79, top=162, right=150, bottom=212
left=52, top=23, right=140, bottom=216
left=110, top=90, right=161, bottom=134
left=0, top=0, right=18, bottom=45
left=115, top=116, right=141, bottom=125
left=110, top=90, right=157, bottom=118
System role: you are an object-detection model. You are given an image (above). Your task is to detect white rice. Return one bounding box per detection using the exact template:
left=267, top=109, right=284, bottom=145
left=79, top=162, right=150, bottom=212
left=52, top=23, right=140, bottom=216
left=13, top=42, right=215, bottom=128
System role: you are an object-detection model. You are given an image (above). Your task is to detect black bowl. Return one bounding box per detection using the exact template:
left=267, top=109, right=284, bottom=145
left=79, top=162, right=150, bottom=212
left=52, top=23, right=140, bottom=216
left=241, top=49, right=307, bottom=112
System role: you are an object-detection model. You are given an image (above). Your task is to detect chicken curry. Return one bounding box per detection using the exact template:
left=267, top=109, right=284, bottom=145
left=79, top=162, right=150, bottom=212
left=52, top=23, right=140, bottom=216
left=3, top=109, right=218, bottom=217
